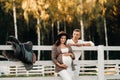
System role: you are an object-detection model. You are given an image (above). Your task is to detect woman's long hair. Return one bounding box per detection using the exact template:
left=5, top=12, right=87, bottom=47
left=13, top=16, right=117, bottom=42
left=55, top=32, right=68, bottom=46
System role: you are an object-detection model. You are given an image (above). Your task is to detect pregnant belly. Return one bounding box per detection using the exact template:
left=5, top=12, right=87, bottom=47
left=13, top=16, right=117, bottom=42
left=62, top=56, right=72, bottom=67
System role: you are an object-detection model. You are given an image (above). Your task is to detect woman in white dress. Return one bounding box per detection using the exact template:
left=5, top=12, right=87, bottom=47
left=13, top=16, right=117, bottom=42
left=51, top=31, right=75, bottom=80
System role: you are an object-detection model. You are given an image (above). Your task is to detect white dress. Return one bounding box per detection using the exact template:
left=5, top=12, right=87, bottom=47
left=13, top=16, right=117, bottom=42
left=58, top=48, right=74, bottom=80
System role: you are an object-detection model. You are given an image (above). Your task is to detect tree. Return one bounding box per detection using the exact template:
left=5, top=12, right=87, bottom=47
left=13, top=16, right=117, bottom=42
left=0, top=0, right=22, bottom=39
left=22, top=0, right=50, bottom=60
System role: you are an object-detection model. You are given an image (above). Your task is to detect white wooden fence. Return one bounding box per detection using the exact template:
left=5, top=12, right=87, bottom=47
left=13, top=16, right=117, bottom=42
left=0, top=45, right=120, bottom=80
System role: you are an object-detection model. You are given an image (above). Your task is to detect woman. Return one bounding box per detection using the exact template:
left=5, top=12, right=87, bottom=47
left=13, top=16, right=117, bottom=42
left=51, top=31, right=75, bottom=80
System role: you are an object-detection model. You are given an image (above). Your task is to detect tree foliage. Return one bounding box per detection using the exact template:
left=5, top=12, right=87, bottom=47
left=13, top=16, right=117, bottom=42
left=0, top=0, right=120, bottom=45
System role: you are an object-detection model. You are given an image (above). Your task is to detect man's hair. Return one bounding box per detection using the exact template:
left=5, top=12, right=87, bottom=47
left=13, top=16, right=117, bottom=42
left=73, top=29, right=81, bottom=33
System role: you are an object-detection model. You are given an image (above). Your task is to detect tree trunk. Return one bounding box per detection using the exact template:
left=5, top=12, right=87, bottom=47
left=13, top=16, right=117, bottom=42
left=52, top=22, right=54, bottom=44
left=57, top=21, right=60, bottom=34
left=104, top=17, right=109, bottom=60
left=80, top=0, right=84, bottom=60
left=37, top=18, right=41, bottom=60
left=13, top=0, right=18, bottom=39
left=64, top=18, right=66, bottom=32
left=80, top=19, right=84, bottom=41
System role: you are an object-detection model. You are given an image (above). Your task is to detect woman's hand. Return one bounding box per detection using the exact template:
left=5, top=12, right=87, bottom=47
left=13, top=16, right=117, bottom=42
left=63, top=53, right=72, bottom=56
left=56, top=62, right=68, bottom=69
left=59, top=64, right=68, bottom=69
left=63, top=53, right=74, bottom=59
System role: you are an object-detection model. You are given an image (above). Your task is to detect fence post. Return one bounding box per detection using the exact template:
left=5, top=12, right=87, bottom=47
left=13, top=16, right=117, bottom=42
left=98, top=45, right=105, bottom=80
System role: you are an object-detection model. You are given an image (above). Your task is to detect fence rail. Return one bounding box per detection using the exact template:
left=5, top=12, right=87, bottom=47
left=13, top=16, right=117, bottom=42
left=0, top=45, right=120, bottom=80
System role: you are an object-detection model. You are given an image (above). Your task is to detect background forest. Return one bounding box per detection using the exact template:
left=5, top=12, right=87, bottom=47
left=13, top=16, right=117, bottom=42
left=0, top=0, right=120, bottom=60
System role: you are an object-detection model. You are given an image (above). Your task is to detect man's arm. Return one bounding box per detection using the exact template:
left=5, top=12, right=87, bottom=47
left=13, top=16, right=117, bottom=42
left=83, top=41, right=94, bottom=46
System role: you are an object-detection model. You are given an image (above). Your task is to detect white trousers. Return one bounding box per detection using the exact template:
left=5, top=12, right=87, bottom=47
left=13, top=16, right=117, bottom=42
left=58, top=56, right=75, bottom=80
left=74, top=51, right=82, bottom=60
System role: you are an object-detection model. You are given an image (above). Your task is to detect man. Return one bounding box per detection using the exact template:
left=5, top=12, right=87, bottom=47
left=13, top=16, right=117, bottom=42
left=66, top=29, right=94, bottom=79
left=66, top=29, right=94, bottom=61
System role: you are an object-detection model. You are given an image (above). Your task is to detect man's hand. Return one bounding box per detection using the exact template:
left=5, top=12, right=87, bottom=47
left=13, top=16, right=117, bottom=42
left=83, top=43, right=91, bottom=46
left=68, top=43, right=83, bottom=47
left=75, top=44, right=83, bottom=47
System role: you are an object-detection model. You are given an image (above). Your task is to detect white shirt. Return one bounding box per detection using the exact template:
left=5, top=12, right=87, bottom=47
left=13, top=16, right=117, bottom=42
left=66, top=39, right=94, bottom=60
left=67, top=39, right=94, bottom=46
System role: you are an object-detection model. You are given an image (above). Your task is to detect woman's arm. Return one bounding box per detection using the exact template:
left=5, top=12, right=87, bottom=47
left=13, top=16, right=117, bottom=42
left=68, top=45, right=75, bottom=60
left=51, top=45, right=67, bottom=69
left=51, top=45, right=58, bottom=65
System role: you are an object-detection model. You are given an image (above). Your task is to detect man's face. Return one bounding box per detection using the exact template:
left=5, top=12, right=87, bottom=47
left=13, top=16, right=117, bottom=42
left=73, top=31, right=81, bottom=39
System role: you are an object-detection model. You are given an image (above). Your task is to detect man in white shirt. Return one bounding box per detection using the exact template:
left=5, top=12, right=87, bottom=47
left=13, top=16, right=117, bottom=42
left=67, top=29, right=94, bottom=60
left=66, top=29, right=94, bottom=78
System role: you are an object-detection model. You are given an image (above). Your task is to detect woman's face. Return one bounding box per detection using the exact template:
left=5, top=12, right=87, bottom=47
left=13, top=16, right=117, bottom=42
left=60, top=36, right=67, bottom=44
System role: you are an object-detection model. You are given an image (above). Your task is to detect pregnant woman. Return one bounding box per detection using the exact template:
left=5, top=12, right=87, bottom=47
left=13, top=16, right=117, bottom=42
left=51, top=31, right=75, bottom=80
